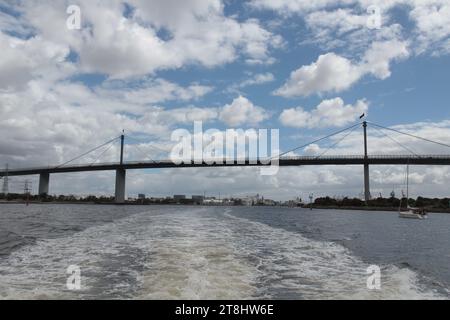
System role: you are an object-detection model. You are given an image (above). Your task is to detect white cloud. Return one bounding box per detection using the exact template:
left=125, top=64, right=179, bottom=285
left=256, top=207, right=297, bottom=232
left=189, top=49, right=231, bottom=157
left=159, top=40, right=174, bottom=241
left=0, top=78, right=271, bottom=169
left=148, top=106, right=219, bottom=125
left=78, top=18, right=180, bottom=78
left=0, top=32, right=71, bottom=90
left=360, top=39, right=410, bottom=78
left=96, top=78, right=213, bottom=105
left=274, top=53, right=361, bottom=97
left=279, top=98, right=368, bottom=128
left=253, top=0, right=450, bottom=56
left=219, top=96, right=269, bottom=126
left=304, top=144, right=321, bottom=155
left=240, top=73, right=275, bottom=88
left=226, top=72, right=276, bottom=94
left=1, top=0, right=283, bottom=80
left=250, top=0, right=355, bottom=14
left=274, top=40, right=408, bottom=97
left=408, top=0, right=450, bottom=55
left=302, top=7, right=405, bottom=53
left=0, top=77, right=218, bottom=167
left=305, top=8, right=367, bottom=36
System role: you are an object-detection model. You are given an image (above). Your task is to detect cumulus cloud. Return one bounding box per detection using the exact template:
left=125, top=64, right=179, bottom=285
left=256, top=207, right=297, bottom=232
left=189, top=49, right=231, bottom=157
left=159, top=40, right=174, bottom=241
left=360, top=40, right=410, bottom=78
left=274, top=53, right=361, bottom=97
left=279, top=98, right=368, bottom=128
left=226, top=72, right=275, bottom=94
left=305, top=8, right=368, bottom=36
left=0, top=77, right=217, bottom=167
left=12, top=0, right=282, bottom=79
left=250, top=0, right=355, bottom=14
left=304, top=144, right=321, bottom=155
left=0, top=32, right=71, bottom=90
left=239, top=73, right=275, bottom=88
left=96, top=78, right=213, bottom=105
left=274, top=40, right=409, bottom=97
left=408, top=0, right=450, bottom=55
left=0, top=81, right=269, bottom=169
left=302, top=7, right=404, bottom=53
left=253, top=0, right=450, bottom=56
left=219, top=96, right=269, bottom=127
left=0, top=0, right=288, bottom=168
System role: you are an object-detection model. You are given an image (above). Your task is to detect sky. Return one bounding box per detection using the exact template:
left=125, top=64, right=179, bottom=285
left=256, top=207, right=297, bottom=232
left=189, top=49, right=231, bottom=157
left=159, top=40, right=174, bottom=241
left=1, top=0, right=450, bottom=200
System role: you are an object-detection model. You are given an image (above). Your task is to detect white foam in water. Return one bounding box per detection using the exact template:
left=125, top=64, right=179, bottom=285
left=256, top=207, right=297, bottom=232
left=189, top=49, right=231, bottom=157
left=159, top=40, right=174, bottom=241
left=222, top=211, right=446, bottom=300
left=136, top=216, right=259, bottom=299
left=0, top=207, right=446, bottom=299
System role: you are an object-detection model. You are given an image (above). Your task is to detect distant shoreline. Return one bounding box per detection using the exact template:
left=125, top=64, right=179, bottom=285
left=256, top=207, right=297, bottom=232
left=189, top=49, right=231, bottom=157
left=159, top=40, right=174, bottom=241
left=1, top=200, right=450, bottom=213
left=310, top=205, right=450, bottom=213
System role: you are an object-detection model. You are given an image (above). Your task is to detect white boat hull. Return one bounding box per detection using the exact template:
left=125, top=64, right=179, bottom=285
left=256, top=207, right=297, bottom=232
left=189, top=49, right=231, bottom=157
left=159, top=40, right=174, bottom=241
left=399, top=211, right=427, bottom=219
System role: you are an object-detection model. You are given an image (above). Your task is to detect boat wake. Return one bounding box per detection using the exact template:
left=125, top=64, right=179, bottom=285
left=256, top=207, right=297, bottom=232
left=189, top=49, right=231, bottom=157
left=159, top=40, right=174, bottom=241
left=0, top=207, right=446, bottom=299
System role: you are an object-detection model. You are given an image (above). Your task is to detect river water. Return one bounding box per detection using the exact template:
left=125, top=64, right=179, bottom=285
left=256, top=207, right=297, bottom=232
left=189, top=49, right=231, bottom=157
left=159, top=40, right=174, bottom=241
left=0, top=204, right=448, bottom=299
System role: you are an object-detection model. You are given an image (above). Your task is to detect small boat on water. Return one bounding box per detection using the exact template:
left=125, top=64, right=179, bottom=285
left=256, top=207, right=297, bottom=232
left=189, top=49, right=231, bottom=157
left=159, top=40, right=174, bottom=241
left=399, top=207, right=427, bottom=219
left=398, top=164, right=428, bottom=220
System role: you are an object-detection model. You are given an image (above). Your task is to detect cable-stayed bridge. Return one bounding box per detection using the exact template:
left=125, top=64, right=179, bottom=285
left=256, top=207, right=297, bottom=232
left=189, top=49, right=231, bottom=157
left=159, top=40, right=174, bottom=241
left=1, top=121, right=450, bottom=203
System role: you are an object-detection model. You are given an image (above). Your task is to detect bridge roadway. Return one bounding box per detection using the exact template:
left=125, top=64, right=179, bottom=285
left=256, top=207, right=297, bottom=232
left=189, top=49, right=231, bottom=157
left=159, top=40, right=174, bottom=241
left=2, top=155, right=450, bottom=177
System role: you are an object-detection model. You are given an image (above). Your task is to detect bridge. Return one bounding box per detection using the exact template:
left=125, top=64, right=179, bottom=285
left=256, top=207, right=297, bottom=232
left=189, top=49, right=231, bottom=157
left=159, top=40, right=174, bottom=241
left=1, top=121, right=450, bottom=203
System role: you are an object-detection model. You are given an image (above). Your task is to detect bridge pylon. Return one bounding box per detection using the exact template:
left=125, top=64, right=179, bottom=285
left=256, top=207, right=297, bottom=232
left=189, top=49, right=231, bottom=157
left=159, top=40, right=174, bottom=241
left=363, top=121, right=371, bottom=202
left=115, top=168, right=126, bottom=203
left=38, top=172, right=50, bottom=196
left=115, top=133, right=126, bottom=204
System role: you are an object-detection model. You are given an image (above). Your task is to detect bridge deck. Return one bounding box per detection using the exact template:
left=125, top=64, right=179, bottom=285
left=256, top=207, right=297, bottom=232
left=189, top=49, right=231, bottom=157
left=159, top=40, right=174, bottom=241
left=2, top=155, right=450, bottom=177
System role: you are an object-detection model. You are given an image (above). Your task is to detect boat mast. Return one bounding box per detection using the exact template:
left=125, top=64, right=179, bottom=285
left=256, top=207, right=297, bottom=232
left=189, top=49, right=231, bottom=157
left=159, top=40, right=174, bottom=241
left=406, top=163, right=410, bottom=208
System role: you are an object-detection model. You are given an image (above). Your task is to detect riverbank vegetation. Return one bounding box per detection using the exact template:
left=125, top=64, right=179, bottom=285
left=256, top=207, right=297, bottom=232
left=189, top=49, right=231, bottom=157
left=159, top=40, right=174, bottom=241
left=312, top=196, right=450, bottom=212
left=1, top=193, right=450, bottom=213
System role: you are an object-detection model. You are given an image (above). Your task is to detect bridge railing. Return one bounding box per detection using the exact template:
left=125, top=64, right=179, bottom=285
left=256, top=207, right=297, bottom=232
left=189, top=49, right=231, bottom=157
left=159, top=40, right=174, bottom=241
left=281, top=154, right=450, bottom=160
left=3, top=154, right=450, bottom=174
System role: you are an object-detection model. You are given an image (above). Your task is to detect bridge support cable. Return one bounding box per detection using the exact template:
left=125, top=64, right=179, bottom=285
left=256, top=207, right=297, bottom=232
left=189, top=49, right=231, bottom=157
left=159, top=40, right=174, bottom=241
left=314, top=123, right=361, bottom=160
left=368, top=122, right=450, bottom=150
left=55, top=136, right=122, bottom=169
left=369, top=124, right=421, bottom=158
left=88, top=139, right=118, bottom=167
left=275, top=122, right=362, bottom=160
left=124, top=134, right=170, bottom=163
left=125, top=142, right=157, bottom=164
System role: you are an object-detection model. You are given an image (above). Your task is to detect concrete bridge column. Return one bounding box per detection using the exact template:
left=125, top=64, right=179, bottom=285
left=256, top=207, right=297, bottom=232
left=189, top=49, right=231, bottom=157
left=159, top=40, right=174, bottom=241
left=38, top=172, right=50, bottom=196
left=364, top=164, right=370, bottom=201
left=115, top=168, right=126, bottom=204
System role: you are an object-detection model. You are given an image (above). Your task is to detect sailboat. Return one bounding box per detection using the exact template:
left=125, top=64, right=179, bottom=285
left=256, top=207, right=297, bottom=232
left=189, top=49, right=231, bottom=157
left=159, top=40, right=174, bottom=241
left=398, top=164, right=427, bottom=219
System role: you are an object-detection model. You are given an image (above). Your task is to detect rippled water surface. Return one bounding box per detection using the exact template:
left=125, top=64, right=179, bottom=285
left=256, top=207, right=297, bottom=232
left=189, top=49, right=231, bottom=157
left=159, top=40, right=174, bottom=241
left=0, top=204, right=449, bottom=299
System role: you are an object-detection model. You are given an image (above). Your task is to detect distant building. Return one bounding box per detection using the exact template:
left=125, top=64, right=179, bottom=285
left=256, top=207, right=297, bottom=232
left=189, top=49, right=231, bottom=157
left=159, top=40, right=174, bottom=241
left=222, top=198, right=234, bottom=206
left=173, top=194, right=186, bottom=204
left=242, top=197, right=254, bottom=206
left=285, top=197, right=303, bottom=207
left=138, top=194, right=146, bottom=200
left=203, top=198, right=223, bottom=205
left=262, top=199, right=277, bottom=206
left=192, top=195, right=204, bottom=204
